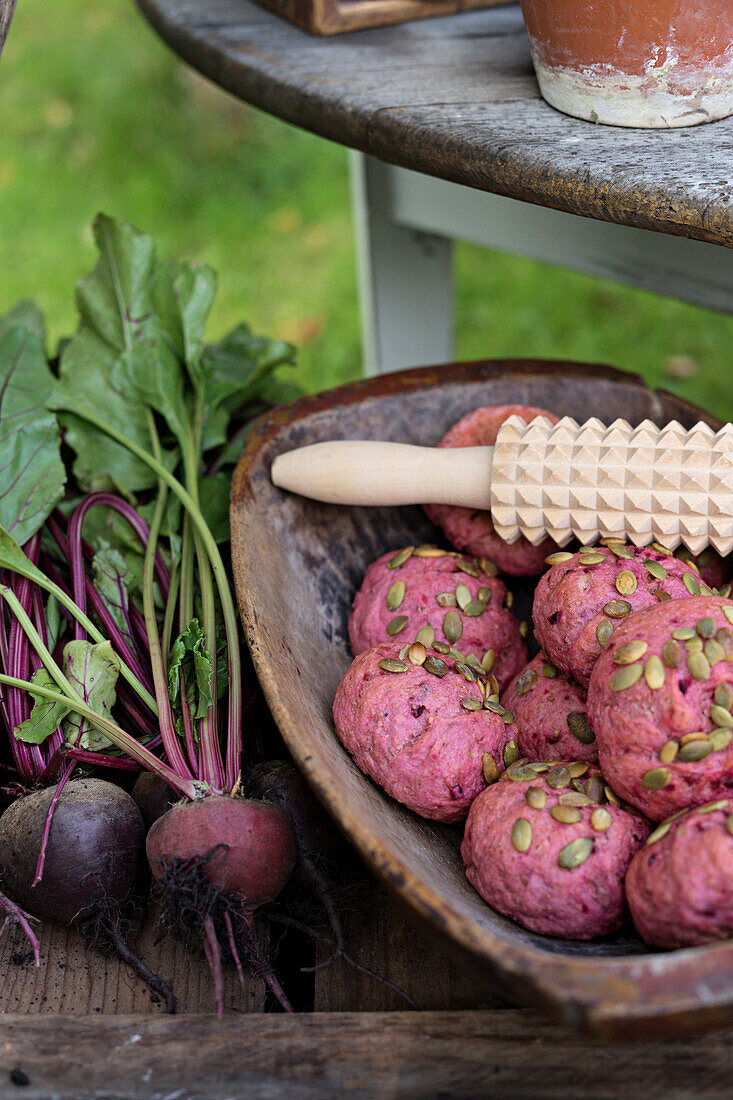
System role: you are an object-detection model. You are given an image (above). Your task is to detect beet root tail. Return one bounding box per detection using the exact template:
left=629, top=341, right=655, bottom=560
left=0, top=891, right=40, bottom=967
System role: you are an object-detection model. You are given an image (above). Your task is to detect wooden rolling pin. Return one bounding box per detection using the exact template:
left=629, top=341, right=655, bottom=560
left=271, top=414, right=733, bottom=556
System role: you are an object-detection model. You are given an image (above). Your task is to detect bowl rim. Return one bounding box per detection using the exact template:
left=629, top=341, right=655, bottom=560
left=232, top=358, right=733, bottom=1039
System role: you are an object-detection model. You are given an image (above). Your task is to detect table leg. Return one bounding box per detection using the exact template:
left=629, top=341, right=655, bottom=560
left=350, top=151, right=453, bottom=376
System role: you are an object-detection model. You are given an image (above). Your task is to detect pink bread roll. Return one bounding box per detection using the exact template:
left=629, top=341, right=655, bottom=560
left=461, top=760, right=649, bottom=939
left=626, top=797, right=733, bottom=948
left=501, top=653, right=597, bottom=764
left=587, top=596, right=733, bottom=821
left=533, top=544, right=710, bottom=688
left=424, top=405, right=560, bottom=576
left=333, top=641, right=511, bottom=823
left=348, top=547, right=527, bottom=691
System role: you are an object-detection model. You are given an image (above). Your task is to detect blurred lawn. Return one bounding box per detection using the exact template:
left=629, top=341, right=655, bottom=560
left=2, top=0, right=733, bottom=415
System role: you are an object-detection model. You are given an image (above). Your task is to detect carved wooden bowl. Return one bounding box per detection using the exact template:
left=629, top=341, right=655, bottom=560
left=230, top=359, right=733, bottom=1039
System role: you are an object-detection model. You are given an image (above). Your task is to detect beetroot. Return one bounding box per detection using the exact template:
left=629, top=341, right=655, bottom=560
left=146, top=795, right=297, bottom=908
left=132, top=771, right=177, bottom=831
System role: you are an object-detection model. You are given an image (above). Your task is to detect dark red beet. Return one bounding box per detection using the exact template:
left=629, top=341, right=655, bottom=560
left=0, top=778, right=143, bottom=924
left=132, top=771, right=177, bottom=831
left=146, top=795, right=297, bottom=909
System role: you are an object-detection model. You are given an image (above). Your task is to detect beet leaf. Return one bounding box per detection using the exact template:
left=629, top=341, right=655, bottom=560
left=15, top=668, right=70, bottom=745
left=61, top=640, right=121, bottom=750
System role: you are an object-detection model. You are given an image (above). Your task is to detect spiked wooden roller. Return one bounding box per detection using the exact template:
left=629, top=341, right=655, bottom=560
left=271, top=415, right=733, bottom=556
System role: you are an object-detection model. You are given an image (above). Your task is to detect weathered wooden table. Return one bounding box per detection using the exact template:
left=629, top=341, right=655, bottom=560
left=20, top=2, right=720, bottom=1094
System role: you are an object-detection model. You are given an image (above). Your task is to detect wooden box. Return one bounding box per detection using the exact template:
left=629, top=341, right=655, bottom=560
left=256, top=0, right=511, bottom=36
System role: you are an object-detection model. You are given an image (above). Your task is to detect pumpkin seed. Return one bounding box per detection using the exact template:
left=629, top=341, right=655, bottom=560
left=507, top=764, right=541, bottom=782
left=558, top=837, right=593, bottom=869
left=580, top=553, right=606, bottom=565
left=568, top=762, right=590, bottom=778
left=505, top=592, right=514, bottom=610
left=610, top=664, right=643, bottom=691
left=609, top=545, right=634, bottom=559
left=386, top=615, right=408, bottom=636
left=386, top=580, right=406, bottom=611
left=655, top=590, right=672, bottom=603
left=454, top=660, right=476, bottom=682
left=596, top=620, right=614, bottom=647
left=486, top=674, right=499, bottom=695
left=697, top=617, right=717, bottom=639
left=651, top=542, right=672, bottom=555
left=542, top=661, right=558, bottom=678
left=406, top=642, right=427, bottom=667
left=643, top=559, right=668, bottom=580
left=436, top=591, right=458, bottom=608
left=485, top=700, right=506, bottom=716
left=646, top=821, right=673, bottom=846
left=705, top=640, right=725, bottom=665
left=604, top=785, right=620, bottom=805
left=678, top=740, right=713, bottom=762
left=516, top=669, right=538, bottom=696
left=461, top=696, right=482, bottom=712
left=720, top=584, right=732, bottom=599
left=644, top=655, right=665, bottom=690
left=433, top=640, right=450, bottom=655
left=672, top=628, right=696, bottom=641
left=709, top=729, right=733, bottom=751
left=511, top=818, right=532, bottom=853
left=479, top=557, right=499, bottom=577
left=724, top=606, right=733, bottom=624
left=415, top=624, right=435, bottom=647
left=688, top=651, right=711, bottom=681
left=551, top=805, right=582, bottom=824
left=547, top=765, right=571, bottom=789
left=591, top=807, right=612, bottom=831
left=614, top=640, right=648, bottom=665
left=399, top=643, right=411, bottom=660
left=603, top=599, right=633, bottom=619
left=456, top=559, right=480, bottom=578
left=727, top=814, right=733, bottom=835
left=662, top=639, right=682, bottom=668
left=680, top=732, right=708, bottom=745
left=558, top=792, right=592, bottom=807
left=455, top=583, right=472, bottom=611
left=414, top=545, right=445, bottom=558
left=567, top=713, right=595, bottom=744
left=659, top=740, right=679, bottom=763
left=481, top=649, right=496, bottom=673
left=378, top=658, right=408, bottom=673
left=615, top=571, right=639, bottom=598
left=710, top=705, right=733, bottom=729
left=443, top=609, right=463, bottom=644
left=683, top=572, right=701, bottom=595
left=424, top=655, right=449, bottom=678
left=708, top=682, right=726, bottom=708
left=465, top=654, right=483, bottom=670
left=503, top=741, right=519, bottom=766
left=464, top=600, right=485, bottom=617
left=519, top=621, right=530, bottom=640
left=502, top=710, right=516, bottom=725
left=697, top=800, right=729, bottom=814
left=642, top=767, right=671, bottom=789
left=685, top=637, right=703, bottom=653
left=477, top=587, right=493, bottom=604
left=482, top=753, right=500, bottom=783
left=526, top=787, right=547, bottom=809
left=388, top=546, right=414, bottom=569
left=586, top=777, right=604, bottom=803
left=716, top=628, right=733, bottom=660
left=545, top=552, right=574, bottom=565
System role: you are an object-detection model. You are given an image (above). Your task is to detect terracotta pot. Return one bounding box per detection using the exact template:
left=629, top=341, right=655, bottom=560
left=519, top=0, right=733, bottom=128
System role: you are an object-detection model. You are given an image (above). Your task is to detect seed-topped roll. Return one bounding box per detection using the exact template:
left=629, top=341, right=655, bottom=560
left=349, top=547, right=527, bottom=690
left=461, top=760, right=649, bottom=939
left=501, top=653, right=597, bottom=764
left=533, top=543, right=710, bottom=687
left=587, top=596, right=733, bottom=821
left=675, top=546, right=731, bottom=594
left=626, top=798, right=733, bottom=948
left=424, top=405, right=560, bottom=576
left=332, top=641, right=511, bottom=823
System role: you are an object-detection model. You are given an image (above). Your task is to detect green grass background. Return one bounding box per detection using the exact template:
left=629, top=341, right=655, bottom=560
left=3, top=0, right=733, bottom=415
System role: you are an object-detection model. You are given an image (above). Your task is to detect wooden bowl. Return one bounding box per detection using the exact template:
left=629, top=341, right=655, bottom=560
left=231, top=359, right=733, bottom=1039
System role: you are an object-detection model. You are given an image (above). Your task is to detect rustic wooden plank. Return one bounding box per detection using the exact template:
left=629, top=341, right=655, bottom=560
left=1, top=1009, right=733, bottom=1099
left=0, top=903, right=267, bottom=1015
left=137, top=0, right=733, bottom=249
left=313, top=876, right=509, bottom=1011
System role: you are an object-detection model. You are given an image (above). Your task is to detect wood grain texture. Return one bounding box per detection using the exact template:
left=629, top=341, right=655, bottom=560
left=137, top=0, right=733, bottom=247
left=2, top=1009, right=733, bottom=1099
left=230, top=358, right=732, bottom=1040
left=255, top=0, right=507, bottom=37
